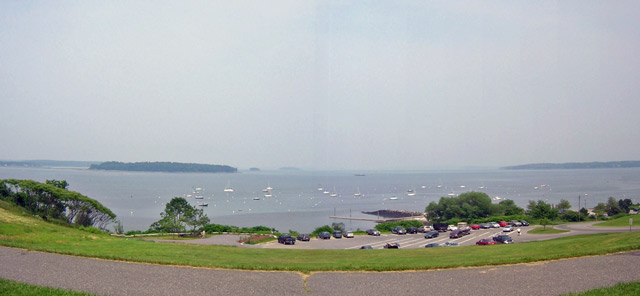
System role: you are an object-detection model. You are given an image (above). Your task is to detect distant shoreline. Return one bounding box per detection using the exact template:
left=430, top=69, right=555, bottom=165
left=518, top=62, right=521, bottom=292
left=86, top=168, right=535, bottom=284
left=503, top=161, right=640, bottom=170
left=89, top=161, right=237, bottom=173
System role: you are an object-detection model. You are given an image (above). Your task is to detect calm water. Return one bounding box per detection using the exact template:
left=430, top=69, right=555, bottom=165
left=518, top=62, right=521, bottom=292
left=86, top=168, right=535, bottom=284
left=1, top=167, right=639, bottom=232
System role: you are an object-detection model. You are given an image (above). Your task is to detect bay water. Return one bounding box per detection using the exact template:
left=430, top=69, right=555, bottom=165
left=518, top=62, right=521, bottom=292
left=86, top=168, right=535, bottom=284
left=1, top=167, right=639, bottom=233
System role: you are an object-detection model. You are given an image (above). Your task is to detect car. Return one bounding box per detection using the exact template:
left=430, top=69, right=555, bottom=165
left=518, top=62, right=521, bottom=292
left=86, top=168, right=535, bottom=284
left=444, top=242, right=459, bottom=247
left=498, top=221, right=509, bottom=227
left=317, top=232, right=331, bottom=239
left=333, top=231, right=342, bottom=238
left=503, top=225, right=514, bottom=232
left=432, top=223, right=449, bottom=232
left=278, top=234, right=295, bottom=245
left=480, top=223, right=491, bottom=229
left=476, top=238, right=498, bottom=245
left=493, top=234, right=513, bottom=244
left=360, top=245, right=373, bottom=249
left=447, top=225, right=458, bottom=231
left=425, top=243, right=441, bottom=248
left=366, top=229, right=381, bottom=236
left=344, top=231, right=354, bottom=238
left=424, top=231, right=439, bottom=238
left=511, top=220, right=523, bottom=227
left=384, top=242, right=400, bottom=249
left=520, top=220, right=530, bottom=226
left=489, top=222, right=500, bottom=228
left=470, top=224, right=481, bottom=230
left=449, top=230, right=463, bottom=239
left=296, top=234, right=310, bottom=241
left=391, top=226, right=407, bottom=235
left=459, top=228, right=471, bottom=235
left=406, top=227, right=418, bottom=234
left=418, top=226, right=432, bottom=233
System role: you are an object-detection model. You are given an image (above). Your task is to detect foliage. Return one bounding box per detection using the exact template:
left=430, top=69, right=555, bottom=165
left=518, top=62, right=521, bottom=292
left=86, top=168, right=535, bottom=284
left=310, top=225, right=334, bottom=236
left=150, top=197, right=209, bottom=232
left=331, top=222, right=345, bottom=233
left=46, top=179, right=69, bottom=190
left=561, top=210, right=586, bottom=222
left=0, top=278, right=97, bottom=296
left=527, top=200, right=558, bottom=220
left=540, top=218, right=552, bottom=229
left=594, top=214, right=639, bottom=227
left=89, top=161, right=237, bottom=173
left=238, top=235, right=276, bottom=245
left=618, top=198, right=633, bottom=214
left=0, top=179, right=115, bottom=229
left=426, top=192, right=503, bottom=222
left=374, top=220, right=424, bottom=232
left=561, top=281, right=640, bottom=296
left=201, top=224, right=276, bottom=234
left=606, top=197, right=622, bottom=216
left=557, top=199, right=572, bottom=211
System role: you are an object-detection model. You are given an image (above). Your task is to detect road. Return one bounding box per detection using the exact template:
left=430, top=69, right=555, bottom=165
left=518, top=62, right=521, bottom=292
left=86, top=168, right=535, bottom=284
left=2, top=246, right=640, bottom=295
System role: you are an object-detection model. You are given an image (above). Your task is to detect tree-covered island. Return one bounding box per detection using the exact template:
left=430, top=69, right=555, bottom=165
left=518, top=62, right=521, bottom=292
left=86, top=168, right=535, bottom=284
left=89, top=161, right=237, bottom=173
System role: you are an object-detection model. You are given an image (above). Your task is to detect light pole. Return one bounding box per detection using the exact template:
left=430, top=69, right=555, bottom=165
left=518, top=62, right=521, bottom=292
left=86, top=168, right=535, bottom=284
left=578, top=195, right=581, bottom=222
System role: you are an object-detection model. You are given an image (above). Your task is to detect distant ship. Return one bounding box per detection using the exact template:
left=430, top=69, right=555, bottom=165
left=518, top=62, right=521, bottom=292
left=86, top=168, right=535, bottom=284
left=354, top=173, right=366, bottom=176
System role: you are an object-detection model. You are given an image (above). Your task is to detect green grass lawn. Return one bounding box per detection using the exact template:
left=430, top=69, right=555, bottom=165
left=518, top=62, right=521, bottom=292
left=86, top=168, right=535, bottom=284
left=594, top=215, right=640, bottom=227
left=1, top=205, right=640, bottom=273
left=562, top=281, right=640, bottom=296
left=528, top=227, right=570, bottom=234
left=0, top=278, right=98, bottom=296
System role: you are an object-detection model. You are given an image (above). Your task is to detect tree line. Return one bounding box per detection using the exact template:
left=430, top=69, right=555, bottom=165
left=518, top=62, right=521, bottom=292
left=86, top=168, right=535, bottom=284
left=0, top=179, right=116, bottom=229
left=426, top=191, right=638, bottom=224
left=89, top=161, right=237, bottom=173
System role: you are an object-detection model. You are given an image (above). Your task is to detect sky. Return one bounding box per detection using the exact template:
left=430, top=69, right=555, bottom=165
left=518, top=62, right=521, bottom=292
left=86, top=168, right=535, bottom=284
left=1, top=1, right=639, bottom=170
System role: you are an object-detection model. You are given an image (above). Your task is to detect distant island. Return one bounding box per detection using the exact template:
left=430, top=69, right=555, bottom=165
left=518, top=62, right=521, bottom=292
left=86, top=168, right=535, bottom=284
left=503, top=161, right=640, bottom=170
left=89, top=161, right=237, bottom=173
left=0, top=160, right=100, bottom=168
left=279, top=167, right=301, bottom=171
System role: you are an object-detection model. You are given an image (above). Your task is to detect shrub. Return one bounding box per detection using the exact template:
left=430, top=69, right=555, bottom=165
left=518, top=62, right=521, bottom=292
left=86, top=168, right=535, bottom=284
left=375, top=220, right=423, bottom=232
left=311, top=225, right=334, bottom=236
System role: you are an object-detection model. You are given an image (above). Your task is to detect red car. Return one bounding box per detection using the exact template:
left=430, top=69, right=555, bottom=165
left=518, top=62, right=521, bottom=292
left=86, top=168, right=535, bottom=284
left=476, top=238, right=498, bottom=245
left=498, top=221, right=509, bottom=227
left=470, top=224, right=481, bottom=230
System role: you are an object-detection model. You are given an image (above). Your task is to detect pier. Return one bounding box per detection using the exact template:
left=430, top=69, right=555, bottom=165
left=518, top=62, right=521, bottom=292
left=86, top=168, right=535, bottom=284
left=329, top=216, right=425, bottom=223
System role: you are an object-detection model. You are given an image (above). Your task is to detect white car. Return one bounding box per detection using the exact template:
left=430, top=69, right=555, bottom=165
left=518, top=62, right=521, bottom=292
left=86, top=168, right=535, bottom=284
left=447, top=225, right=458, bottom=231
left=345, top=231, right=354, bottom=238
left=503, top=225, right=514, bottom=232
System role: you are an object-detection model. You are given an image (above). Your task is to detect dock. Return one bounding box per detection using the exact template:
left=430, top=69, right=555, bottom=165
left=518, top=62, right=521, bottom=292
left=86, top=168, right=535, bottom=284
left=329, top=216, right=424, bottom=223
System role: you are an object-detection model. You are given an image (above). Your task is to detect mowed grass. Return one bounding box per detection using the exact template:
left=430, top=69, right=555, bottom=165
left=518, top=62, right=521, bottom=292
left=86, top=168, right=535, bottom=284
left=562, top=281, right=640, bottom=296
left=1, top=205, right=640, bottom=273
left=594, top=215, right=640, bottom=227
left=0, top=278, right=98, bottom=296
left=528, top=227, right=570, bottom=234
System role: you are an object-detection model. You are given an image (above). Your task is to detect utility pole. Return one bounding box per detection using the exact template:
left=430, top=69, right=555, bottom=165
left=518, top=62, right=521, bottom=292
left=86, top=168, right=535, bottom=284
left=578, top=195, right=581, bottom=222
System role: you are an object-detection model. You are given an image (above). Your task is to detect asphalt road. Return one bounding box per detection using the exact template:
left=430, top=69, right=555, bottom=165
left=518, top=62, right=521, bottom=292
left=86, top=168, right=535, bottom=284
left=2, top=246, right=640, bottom=296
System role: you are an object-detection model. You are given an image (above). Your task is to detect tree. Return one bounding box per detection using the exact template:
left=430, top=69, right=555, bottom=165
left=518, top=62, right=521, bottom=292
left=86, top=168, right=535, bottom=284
left=498, top=199, right=525, bottom=216
left=606, top=197, right=621, bottom=216
left=619, top=198, right=633, bottom=214
left=557, top=199, right=572, bottom=211
left=151, top=197, right=208, bottom=232
left=527, top=200, right=558, bottom=220
left=540, top=218, right=551, bottom=230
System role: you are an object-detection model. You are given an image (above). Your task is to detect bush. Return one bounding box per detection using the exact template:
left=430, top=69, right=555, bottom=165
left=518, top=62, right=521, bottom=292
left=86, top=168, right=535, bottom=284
left=311, top=225, right=334, bottom=236
left=375, top=220, right=424, bottom=232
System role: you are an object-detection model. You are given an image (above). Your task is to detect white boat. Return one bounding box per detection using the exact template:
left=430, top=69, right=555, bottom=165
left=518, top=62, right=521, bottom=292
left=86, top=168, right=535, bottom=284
left=492, top=196, right=502, bottom=201
left=330, top=193, right=338, bottom=197
left=264, top=192, right=273, bottom=198
left=389, top=196, right=399, bottom=200
left=224, top=181, right=234, bottom=192
left=266, top=185, right=273, bottom=191
left=353, top=187, right=362, bottom=197
left=194, top=195, right=204, bottom=199
left=253, top=197, right=260, bottom=200
left=317, top=187, right=324, bottom=191
left=323, top=190, right=330, bottom=194
left=406, top=189, right=416, bottom=196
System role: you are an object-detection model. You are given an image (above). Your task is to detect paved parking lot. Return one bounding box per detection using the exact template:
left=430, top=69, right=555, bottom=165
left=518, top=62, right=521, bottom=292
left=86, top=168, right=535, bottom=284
left=260, top=227, right=535, bottom=249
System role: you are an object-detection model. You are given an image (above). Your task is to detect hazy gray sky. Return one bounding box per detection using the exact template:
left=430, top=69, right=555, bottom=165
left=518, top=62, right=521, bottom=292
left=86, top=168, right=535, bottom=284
left=1, top=1, right=639, bottom=170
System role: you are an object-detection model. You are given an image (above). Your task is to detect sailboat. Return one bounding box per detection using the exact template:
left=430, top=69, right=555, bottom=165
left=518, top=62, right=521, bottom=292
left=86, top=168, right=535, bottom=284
left=353, top=187, right=362, bottom=197
left=224, top=181, right=234, bottom=192
left=330, top=187, right=338, bottom=197
left=406, top=189, right=416, bottom=196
